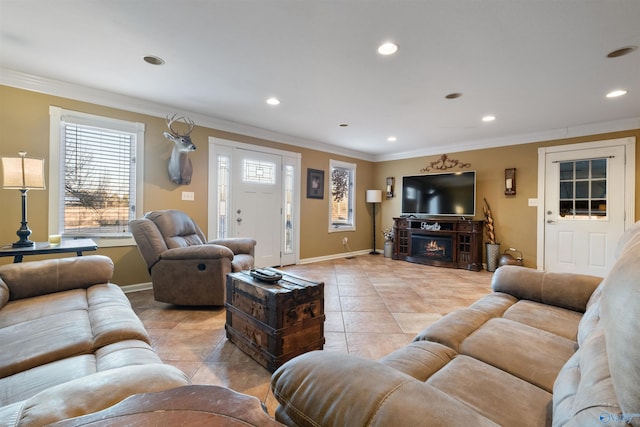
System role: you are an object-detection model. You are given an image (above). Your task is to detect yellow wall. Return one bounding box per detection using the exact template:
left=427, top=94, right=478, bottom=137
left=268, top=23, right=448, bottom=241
left=375, top=130, right=640, bottom=267
left=0, top=85, right=374, bottom=284
left=1, top=84, right=638, bottom=281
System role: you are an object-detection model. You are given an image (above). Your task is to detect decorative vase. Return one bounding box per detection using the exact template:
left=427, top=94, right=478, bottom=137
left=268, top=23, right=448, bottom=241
left=486, top=243, right=501, bottom=272
left=384, top=240, right=393, bottom=258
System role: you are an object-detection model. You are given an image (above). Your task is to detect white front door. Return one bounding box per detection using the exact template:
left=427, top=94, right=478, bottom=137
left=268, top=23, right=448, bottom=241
left=539, top=138, right=635, bottom=276
left=233, top=149, right=282, bottom=267
left=208, top=138, right=301, bottom=268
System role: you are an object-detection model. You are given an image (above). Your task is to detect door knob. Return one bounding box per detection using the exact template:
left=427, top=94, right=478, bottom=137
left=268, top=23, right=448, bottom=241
left=237, top=217, right=242, bottom=223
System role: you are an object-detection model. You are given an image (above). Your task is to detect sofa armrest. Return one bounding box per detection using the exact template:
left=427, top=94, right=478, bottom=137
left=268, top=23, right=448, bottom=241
left=271, top=351, right=497, bottom=427
left=4, top=364, right=189, bottom=426
left=207, top=238, right=256, bottom=256
left=0, top=255, right=114, bottom=302
left=159, top=244, right=234, bottom=261
left=491, top=266, right=602, bottom=313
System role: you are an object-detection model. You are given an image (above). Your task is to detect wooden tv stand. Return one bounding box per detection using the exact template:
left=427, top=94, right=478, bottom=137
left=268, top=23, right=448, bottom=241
left=393, top=217, right=483, bottom=271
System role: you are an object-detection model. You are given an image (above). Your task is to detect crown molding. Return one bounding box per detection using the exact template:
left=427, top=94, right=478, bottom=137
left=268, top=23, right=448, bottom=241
left=374, top=117, right=640, bottom=162
left=2, top=68, right=637, bottom=164
left=0, top=68, right=375, bottom=162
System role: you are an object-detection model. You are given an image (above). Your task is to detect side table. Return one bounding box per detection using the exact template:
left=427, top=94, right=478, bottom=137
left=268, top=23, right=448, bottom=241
left=50, top=385, right=284, bottom=426
left=0, top=238, right=97, bottom=263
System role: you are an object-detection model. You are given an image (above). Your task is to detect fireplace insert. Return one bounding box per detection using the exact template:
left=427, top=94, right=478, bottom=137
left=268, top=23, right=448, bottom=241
left=410, top=234, right=453, bottom=262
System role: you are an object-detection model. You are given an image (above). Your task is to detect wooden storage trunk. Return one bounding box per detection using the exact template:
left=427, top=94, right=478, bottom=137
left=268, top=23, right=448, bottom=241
left=225, top=269, right=325, bottom=372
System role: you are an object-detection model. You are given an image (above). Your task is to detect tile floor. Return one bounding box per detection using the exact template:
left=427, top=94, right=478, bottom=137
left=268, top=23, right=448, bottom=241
left=126, top=255, right=494, bottom=416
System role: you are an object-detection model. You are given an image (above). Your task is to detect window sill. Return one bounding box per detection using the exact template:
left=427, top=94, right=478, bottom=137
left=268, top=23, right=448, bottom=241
left=64, top=235, right=136, bottom=248
left=329, top=225, right=355, bottom=233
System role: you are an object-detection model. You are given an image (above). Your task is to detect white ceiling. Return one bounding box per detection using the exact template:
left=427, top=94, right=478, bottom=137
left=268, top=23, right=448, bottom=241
left=1, top=0, right=639, bottom=161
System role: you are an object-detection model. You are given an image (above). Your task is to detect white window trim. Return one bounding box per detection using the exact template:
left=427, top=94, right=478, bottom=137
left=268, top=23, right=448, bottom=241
left=49, top=106, right=145, bottom=247
left=328, top=159, right=356, bottom=233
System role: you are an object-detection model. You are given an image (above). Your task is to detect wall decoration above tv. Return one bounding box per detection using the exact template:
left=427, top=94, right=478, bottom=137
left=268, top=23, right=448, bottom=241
left=401, top=170, right=476, bottom=217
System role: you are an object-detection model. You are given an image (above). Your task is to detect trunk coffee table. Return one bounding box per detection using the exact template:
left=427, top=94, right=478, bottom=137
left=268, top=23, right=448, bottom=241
left=225, top=268, right=325, bottom=372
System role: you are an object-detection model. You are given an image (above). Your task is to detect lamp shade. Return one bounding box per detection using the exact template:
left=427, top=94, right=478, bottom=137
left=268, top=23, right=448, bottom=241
left=2, top=152, right=46, bottom=190
left=366, top=189, right=382, bottom=203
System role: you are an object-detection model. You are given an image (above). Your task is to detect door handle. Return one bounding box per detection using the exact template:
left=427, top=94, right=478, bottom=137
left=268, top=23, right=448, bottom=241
left=237, top=217, right=242, bottom=223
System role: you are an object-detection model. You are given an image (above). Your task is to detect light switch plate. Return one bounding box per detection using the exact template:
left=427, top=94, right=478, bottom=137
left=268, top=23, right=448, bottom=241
left=182, top=191, right=195, bottom=201
left=528, top=198, right=538, bottom=206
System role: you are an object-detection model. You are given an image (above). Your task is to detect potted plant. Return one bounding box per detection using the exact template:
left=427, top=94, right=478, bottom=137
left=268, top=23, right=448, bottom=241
left=382, top=228, right=394, bottom=258
left=483, top=198, right=500, bottom=271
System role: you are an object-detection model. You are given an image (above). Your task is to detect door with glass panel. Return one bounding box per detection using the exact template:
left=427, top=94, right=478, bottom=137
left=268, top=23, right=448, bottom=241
left=209, top=139, right=299, bottom=267
left=543, top=144, right=626, bottom=276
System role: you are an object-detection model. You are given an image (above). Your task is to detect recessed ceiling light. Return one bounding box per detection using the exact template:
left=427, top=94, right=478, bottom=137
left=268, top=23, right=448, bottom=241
left=266, top=97, right=280, bottom=106
left=606, top=89, right=628, bottom=98
left=387, top=136, right=397, bottom=142
left=445, top=93, right=463, bottom=99
left=607, top=46, right=637, bottom=58
left=377, top=42, right=399, bottom=55
left=482, top=115, right=496, bottom=122
left=143, top=55, right=164, bottom=65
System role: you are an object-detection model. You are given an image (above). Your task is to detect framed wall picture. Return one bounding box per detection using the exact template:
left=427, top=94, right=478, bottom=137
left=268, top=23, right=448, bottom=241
left=306, top=168, right=324, bottom=199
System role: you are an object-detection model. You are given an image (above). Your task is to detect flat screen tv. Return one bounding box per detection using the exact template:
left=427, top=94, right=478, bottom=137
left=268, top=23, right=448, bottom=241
left=401, top=171, right=476, bottom=217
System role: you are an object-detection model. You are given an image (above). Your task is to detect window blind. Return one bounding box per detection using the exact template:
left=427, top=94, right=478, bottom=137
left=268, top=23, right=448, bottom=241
left=61, top=122, right=135, bottom=236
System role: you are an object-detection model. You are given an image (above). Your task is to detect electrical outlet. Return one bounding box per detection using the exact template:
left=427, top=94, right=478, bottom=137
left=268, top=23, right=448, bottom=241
left=182, top=191, right=195, bottom=201
left=342, top=237, right=348, bottom=245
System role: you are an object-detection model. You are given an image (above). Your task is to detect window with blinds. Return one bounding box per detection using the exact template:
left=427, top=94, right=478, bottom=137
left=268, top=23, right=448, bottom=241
left=49, top=106, right=144, bottom=244
left=61, top=123, right=136, bottom=236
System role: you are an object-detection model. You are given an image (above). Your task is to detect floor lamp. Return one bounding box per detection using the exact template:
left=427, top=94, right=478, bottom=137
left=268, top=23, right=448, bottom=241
left=366, top=189, right=382, bottom=255
left=1, top=152, right=46, bottom=247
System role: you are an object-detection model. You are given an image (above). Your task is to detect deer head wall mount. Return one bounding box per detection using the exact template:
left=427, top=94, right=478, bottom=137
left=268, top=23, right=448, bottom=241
left=163, top=114, right=196, bottom=185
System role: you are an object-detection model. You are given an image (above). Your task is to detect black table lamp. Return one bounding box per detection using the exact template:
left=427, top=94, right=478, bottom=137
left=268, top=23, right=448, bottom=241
left=366, top=190, right=382, bottom=254
left=1, top=152, right=46, bottom=247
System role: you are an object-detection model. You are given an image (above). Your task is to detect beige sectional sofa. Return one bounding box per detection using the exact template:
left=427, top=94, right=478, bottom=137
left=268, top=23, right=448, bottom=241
left=0, top=255, right=190, bottom=426
left=271, top=221, right=640, bottom=426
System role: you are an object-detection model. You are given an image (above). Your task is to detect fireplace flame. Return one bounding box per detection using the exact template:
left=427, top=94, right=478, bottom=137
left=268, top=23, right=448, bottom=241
left=425, top=240, right=446, bottom=256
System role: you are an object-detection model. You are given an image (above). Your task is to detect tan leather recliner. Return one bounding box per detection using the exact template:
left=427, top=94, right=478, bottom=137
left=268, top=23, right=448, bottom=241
left=130, top=209, right=256, bottom=306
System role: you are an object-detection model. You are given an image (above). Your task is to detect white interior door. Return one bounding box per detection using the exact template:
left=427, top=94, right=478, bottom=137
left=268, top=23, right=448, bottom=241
left=540, top=139, right=634, bottom=276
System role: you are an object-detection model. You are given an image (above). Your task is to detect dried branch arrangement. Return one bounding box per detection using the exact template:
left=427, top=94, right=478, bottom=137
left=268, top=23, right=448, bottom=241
left=483, top=198, right=497, bottom=244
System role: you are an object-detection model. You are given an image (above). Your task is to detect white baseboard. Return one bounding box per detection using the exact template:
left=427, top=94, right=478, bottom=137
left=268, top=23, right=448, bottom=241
left=298, top=249, right=371, bottom=265
left=121, top=282, right=152, bottom=294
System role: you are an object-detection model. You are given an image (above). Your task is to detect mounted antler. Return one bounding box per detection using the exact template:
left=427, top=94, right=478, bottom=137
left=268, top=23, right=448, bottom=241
left=166, top=114, right=195, bottom=138
left=163, top=114, right=196, bottom=185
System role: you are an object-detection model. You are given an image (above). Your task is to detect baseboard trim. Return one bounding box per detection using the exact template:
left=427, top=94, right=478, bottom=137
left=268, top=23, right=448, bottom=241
left=298, top=249, right=371, bottom=265
left=121, top=282, right=152, bottom=294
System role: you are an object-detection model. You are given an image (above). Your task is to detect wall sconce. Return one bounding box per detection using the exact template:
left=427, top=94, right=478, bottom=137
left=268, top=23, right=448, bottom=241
left=1, top=152, right=46, bottom=247
left=505, top=168, right=516, bottom=196
left=386, top=177, right=395, bottom=198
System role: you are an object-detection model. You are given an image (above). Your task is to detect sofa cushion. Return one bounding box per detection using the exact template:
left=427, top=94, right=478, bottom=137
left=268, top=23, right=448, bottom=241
left=0, top=289, right=88, bottom=329
left=492, top=266, right=602, bottom=313
left=0, top=256, right=114, bottom=301
left=427, top=355, right=552, bottom=427
left=460, top=318, right=576, bottom=392
left=502, top=300, right=583, bottom=340
left=0, top=355, right=96, bottom=406
left=0, top=310, right=94, bottom=378
left=7, top=364, right=189, bottom=427
left=0, top=283, right=152, bottom=379
left=87, top=284, right=151, bottom=347
left=379, top=340, right=457, bottom=381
